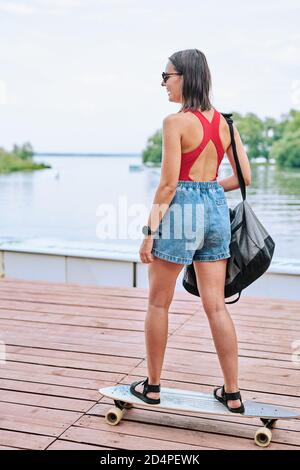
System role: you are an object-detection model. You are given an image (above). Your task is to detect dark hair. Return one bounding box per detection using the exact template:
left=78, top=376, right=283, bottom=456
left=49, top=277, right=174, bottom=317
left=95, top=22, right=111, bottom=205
left=168, top=48, right=212, bottom=112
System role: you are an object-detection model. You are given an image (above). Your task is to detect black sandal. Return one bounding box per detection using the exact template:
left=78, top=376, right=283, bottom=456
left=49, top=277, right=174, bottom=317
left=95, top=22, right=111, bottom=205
left=214, top=385, right=245, bottom=414
left=130, top=377, right=161, bottom=404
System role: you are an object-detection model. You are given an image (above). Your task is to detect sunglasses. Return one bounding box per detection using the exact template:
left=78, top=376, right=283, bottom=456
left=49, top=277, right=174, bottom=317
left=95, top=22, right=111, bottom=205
left=161, top=72, right=182, bottom=83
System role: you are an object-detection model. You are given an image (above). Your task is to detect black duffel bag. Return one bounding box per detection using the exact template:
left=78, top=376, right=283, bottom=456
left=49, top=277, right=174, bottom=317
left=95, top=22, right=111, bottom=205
left=182, top=113, right=275, bottom=304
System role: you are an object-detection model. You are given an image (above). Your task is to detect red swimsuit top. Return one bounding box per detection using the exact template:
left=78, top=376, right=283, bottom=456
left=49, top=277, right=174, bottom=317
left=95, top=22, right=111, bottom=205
left=178, top=108, right=225, bottom=181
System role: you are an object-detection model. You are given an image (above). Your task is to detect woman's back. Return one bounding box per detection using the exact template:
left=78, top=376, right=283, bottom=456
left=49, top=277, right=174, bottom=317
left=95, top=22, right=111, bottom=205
left=177, top=107, right=231, bottom=182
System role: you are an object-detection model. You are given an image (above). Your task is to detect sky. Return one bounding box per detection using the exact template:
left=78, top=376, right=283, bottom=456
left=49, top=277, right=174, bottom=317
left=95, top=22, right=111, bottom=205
left=0, top=0, right=299, bottom=153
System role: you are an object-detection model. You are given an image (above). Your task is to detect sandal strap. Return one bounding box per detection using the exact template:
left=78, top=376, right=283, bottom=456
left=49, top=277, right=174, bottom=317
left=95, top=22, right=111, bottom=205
left=143, top=378, right=160, bottom=393
left=224, top=390, right=241, bottom=401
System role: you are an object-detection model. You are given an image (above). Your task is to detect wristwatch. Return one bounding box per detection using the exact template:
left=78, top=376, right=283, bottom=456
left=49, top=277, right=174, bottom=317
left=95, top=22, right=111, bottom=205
left=142, top=225, right=156, bottom=236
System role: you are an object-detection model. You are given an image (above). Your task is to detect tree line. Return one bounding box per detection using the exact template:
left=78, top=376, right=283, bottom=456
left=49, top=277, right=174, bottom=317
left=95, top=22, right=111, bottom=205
left=142, top=109, right=300, bottom=169
left=0, top=142, right=50, bottom=173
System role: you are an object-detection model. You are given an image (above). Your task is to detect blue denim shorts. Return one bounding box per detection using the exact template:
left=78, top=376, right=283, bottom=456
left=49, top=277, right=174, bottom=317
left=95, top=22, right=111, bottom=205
left=151, top=180, right=231, bottom=264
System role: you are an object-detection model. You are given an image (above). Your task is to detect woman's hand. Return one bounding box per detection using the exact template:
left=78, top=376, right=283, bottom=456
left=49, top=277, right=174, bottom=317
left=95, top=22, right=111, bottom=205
left=139, top=236, right=154, bottom=263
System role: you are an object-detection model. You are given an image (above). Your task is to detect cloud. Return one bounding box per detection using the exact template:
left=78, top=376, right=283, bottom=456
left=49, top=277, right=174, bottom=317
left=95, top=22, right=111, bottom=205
left=0, top=1, right=36, bottom=15
left=267, top=36, right=300, bottom=66
left=0, top=0, right=299, bottom=151
left=0, top=0, right=86, bottom=16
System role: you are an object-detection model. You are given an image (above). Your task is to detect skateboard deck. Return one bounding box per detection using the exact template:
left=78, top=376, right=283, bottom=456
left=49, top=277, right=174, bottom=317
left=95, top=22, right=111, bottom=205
left=99, top=384, right=300, bottom=447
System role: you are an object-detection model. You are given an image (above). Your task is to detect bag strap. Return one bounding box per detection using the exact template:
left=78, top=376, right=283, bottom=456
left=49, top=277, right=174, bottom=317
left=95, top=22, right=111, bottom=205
left=221, top=113, right=246, bottom=201
left=225, top=291, right=241, bottom=304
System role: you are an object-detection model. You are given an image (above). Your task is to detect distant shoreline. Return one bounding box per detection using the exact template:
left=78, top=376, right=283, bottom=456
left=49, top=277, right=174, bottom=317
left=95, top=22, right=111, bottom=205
left=34, top=152, right=141, bottom=157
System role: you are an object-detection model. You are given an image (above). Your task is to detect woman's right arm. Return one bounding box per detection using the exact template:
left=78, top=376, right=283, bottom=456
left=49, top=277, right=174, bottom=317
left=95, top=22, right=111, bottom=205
left=219, top=124, right=252, bottom=192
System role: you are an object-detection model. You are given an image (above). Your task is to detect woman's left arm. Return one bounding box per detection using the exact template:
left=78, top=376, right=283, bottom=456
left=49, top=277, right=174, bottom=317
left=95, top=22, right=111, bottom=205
left=139, top=114, right=182, bottom=263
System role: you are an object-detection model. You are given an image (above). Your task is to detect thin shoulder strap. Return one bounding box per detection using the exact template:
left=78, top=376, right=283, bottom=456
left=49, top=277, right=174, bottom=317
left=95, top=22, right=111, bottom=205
left=221, top=113, right=246, bottom=201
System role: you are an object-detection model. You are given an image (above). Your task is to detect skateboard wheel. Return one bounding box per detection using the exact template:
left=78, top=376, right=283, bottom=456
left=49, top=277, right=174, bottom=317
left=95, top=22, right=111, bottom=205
left=105, top=406, right=124, bottom=425
left=254, top=427, right=272, bottom=447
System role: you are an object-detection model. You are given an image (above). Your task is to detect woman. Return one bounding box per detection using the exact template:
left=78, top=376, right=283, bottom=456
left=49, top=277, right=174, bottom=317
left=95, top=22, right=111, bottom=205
left=130, top=49, right=251, bottom=413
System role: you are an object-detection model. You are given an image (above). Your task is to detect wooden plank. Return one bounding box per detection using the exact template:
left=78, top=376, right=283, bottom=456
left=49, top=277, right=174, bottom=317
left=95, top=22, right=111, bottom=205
left=0, top=320, right=180, bottom=342
left=0, top=310, right=184, bottom=333
left=0, top=401, right=81, bottom=424
left=0, top=288, right=197, bottom=314
left=0, top=379, right=99, bottom=401
left=175, top=323, right=300, bottom=344
left=0, top=300, right=190, bottom=324
left=59, top=425, right=214, bottom=450
left=0, top=279, right=198, bottom=303
left=0, top=418, right=62, bottom=438
left=5, top=345, right=139, bottom=366
left=47, top=440, right=115, bottom=450
left=4, top=352, right=142, bottom=372
left=0, top=446, right=22, bottom=450
left=0, top=429, right=54, bottom=450
left=168, top=335, right=297, bottom=356
left=0, top=369, right=116, bottom=390
left=1, top=360, right=133, bottom=379
left=0, top=278, right=299, bottom=450
left=2, top=342, right=140, bottom=370
left=0, top=390, right=95, bottom=412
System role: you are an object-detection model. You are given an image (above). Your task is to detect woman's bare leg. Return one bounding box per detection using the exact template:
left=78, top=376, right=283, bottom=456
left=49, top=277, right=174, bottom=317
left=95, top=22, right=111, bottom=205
left=134, top=256, right=184, bottom=400
left=193, top=259, right=242, bottom=409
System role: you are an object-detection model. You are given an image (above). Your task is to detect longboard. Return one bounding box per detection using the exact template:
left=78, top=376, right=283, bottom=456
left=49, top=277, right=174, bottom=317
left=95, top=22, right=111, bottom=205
left=99, top=384, right=300, bottom=447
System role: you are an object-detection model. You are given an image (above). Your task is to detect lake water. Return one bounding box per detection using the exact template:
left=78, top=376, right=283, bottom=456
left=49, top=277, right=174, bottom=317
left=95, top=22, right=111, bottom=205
left=1, top=155, right=300, bottom=260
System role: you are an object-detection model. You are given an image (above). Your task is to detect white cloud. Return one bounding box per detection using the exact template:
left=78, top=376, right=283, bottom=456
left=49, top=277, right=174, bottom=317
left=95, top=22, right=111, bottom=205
left=0, top=0, right=299, bottom=152
left=269, top=43, right=300, bottom=66
left=0, top=0, right=86, bottom=15
left=0, top=1, right=36, bottom=14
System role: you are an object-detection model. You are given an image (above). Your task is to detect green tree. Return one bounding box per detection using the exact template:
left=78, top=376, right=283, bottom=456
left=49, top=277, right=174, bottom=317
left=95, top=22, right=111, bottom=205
left=281, top=108, right=300, bottom=133
left=261, top=117, right=282, bottom=160
left=0, top=142, right=50, bottom=173
left=12, top=142, right=34, bottom=160
left=270, top=109, right=300, bottom=168
left=271, top=128, right=300, bottom=168
left=233, top=112, right=265, bottom=159
left=142, top=130, right=162, bottom=165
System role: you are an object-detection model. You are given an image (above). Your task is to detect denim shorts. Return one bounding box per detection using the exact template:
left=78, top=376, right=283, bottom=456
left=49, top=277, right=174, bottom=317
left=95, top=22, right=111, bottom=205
left=151, top=180, right=231, bottom=264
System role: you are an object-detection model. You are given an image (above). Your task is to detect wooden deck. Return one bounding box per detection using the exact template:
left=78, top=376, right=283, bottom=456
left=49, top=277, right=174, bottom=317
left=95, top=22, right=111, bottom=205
left=0, top=277, right=299, bottom=450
